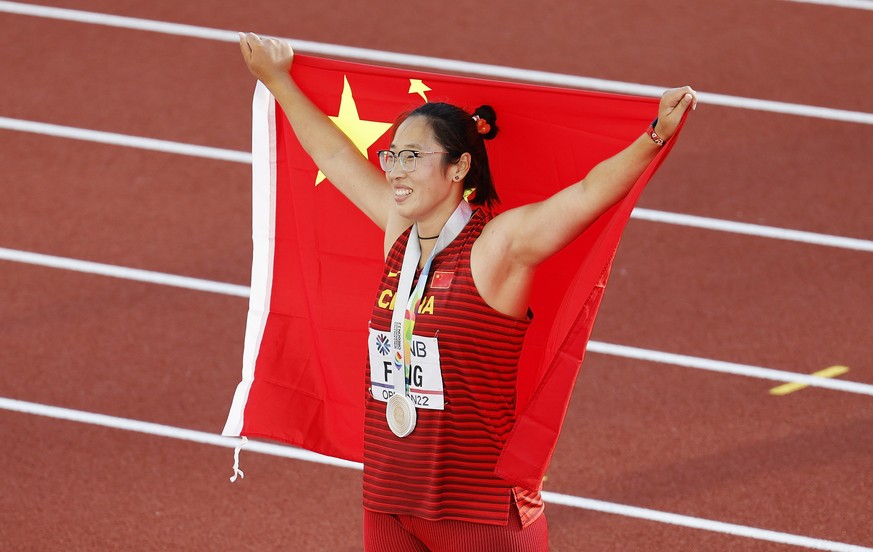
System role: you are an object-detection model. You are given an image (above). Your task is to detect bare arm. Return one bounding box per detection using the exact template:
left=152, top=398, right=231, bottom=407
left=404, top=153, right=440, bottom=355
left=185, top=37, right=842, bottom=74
left=239, top=33, right=393, bottom=230
left=472, top=86, right=697, bottom=317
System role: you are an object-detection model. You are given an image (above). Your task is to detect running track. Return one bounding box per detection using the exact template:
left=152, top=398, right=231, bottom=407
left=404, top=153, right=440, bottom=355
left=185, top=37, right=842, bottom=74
left=1, top=1, right=872, bottom=550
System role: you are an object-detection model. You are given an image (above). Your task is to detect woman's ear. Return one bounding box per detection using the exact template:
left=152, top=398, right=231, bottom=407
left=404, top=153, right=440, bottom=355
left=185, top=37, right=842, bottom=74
left=454, top=152, right=472, bottom=181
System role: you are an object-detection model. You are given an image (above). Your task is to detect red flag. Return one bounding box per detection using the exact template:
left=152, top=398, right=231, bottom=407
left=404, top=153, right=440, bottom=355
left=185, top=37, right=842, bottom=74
left=223, top=55, right=684, bottom=488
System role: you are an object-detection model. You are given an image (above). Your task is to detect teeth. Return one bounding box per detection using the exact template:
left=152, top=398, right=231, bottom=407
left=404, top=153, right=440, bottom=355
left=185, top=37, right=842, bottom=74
left=395, top=189, right=412, bottom=197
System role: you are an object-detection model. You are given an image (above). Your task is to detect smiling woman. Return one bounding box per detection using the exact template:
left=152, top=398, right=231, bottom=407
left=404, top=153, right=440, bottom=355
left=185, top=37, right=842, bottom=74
left=382, top=102, right=501, bottom=210
left=237, top=31, right=696, bottom=552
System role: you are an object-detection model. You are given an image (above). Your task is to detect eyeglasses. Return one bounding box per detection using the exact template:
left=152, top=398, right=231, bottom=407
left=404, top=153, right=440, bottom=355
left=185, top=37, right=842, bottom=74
left=376, top=150, right=449, bottom=172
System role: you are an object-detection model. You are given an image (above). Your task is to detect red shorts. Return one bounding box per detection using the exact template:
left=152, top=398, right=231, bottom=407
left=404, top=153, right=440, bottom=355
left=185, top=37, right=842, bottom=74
left=363, top=502, right=548, bottom=552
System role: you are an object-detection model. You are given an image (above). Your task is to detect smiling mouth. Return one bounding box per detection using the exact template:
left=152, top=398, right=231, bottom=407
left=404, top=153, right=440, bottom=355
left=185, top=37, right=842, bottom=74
left=394, top=188, right=412, bottom=198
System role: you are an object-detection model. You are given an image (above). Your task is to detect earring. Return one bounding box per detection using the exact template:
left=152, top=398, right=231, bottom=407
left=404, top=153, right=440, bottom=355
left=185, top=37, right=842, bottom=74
left=453, top=176, right=460, bottom=181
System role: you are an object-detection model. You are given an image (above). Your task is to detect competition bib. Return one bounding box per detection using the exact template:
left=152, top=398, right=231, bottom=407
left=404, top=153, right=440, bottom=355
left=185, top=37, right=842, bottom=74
left=368, top=328, right=444, bottom=410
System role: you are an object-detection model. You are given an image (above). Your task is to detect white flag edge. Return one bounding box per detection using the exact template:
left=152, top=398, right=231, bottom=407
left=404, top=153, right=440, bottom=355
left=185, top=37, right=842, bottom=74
left=222, top=81, right=277, bottom=436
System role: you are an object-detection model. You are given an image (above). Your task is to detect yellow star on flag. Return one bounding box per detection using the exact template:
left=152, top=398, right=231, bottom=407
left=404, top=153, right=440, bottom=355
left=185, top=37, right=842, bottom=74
left=408, top=79, right=431, bottom=102
left=316, top=76, right=394, bottom=185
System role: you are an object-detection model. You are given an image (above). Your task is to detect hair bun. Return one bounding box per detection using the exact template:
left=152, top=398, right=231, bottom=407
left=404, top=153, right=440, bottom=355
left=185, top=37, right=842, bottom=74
left=472, top=105, right=499, bottom=140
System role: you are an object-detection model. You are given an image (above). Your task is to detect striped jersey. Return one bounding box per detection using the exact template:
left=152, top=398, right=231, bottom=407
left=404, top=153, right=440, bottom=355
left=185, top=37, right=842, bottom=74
left=362, top=209, right=544, bottom=527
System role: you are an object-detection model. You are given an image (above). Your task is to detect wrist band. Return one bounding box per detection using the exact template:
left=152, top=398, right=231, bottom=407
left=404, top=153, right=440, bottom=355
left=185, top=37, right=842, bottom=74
left=647, top=118, right=665, bottom=147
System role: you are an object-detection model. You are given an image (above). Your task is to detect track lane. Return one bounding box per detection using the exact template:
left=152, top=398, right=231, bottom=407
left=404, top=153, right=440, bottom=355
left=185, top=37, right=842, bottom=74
left=552, top=354, right=873, bottom=544
left=0, top=399, right=869, bottom=552
left=0, top=131, right=252, bottom=283
left=0, top=11, right=253, bottom=150
left=0, top=410, right=365, bottom=551
left=9, top=0, right=873, bottom=112
left=591, top=220, right=873, bottom=380
left=0, top=262, right=247, bottom=431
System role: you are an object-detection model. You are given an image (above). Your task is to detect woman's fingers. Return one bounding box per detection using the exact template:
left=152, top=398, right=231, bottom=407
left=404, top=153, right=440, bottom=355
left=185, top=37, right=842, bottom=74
left=237, top=32, right=294, bottom=85
left=655, top=86, right=698, bottom=141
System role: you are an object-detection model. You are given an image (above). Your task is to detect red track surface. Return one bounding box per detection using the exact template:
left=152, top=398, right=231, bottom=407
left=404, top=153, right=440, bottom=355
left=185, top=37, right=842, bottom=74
left=1, top=1, right=872, bottom=550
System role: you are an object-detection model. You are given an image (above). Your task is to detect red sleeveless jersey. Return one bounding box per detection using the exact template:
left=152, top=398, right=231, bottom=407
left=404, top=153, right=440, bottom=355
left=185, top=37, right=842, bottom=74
left=362, top=209, right=544, bottom=526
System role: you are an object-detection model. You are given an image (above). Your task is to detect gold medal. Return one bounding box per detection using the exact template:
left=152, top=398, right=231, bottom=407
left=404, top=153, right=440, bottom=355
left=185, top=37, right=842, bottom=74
left=386, top=393, right=416, bottom=438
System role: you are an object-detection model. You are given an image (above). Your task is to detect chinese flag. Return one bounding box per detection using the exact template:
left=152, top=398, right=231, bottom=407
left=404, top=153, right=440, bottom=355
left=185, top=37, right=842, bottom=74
left=223, top=55, right=684, bottom=490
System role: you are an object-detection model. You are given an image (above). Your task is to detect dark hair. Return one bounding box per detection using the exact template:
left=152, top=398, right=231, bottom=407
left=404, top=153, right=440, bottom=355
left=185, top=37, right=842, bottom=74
left=392, top=103, right=500, bottom=208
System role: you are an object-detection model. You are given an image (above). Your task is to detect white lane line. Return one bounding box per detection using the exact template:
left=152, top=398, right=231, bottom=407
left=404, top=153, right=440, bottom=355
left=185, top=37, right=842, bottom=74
left=2, top=246, right=872, bottom=396
left=632, top=208, right=873, bottom=253
left=543, top=493, right=873, bottom=552
left=0, top=117, right=251, bottom=163
left=780, top=0, right=873, bottom=10
left=586, top=342, right=873, bottom=397
left=0, top=247, right=251, bottom=297
left=1, top=1, right=872, bottom=124
left=2, top=397, right=870, bottom=552
left=692, top=91, right=873, bottom=124
left=0, top=397, right=361, bottom=470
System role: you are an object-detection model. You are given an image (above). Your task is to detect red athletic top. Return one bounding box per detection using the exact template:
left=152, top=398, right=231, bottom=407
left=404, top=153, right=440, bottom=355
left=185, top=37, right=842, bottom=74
left=362, top=209, right=544, bottom=527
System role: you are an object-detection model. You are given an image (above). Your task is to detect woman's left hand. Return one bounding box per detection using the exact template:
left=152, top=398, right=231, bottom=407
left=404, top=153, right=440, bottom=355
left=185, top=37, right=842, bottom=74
left=654, top=86, right=698, bottom=142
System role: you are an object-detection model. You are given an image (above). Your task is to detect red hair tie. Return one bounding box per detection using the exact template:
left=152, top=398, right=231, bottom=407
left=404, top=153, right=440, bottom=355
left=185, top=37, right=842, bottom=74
left=472, top=115, right=491, bottom=135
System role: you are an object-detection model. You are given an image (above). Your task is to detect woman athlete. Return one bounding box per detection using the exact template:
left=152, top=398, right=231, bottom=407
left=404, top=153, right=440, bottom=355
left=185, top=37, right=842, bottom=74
left=239, top=32, right=697, bottom=552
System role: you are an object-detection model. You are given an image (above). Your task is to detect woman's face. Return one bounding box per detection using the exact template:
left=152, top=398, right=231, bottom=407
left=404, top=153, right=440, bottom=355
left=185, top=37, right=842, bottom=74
left=385, top=116, right=461, bottom=222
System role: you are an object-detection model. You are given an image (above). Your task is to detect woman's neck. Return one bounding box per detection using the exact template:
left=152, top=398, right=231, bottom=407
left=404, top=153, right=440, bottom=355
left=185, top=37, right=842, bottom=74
left=415, top=198, right=462, bottom=241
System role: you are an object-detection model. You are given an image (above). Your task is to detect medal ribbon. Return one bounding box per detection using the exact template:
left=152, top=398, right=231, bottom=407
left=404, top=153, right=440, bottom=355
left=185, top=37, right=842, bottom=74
left=390, top=201, right=472, bottom=397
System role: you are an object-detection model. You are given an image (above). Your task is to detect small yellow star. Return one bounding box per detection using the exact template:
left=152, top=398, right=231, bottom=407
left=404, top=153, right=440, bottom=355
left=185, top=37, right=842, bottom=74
left=316, top=76, right=394, bottom=185
left=408, top=79, right=431, bottom=102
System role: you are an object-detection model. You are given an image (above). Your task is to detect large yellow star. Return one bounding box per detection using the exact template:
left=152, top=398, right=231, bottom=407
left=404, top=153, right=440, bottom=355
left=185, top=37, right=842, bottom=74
left=316, top=76, right=394, bottom=185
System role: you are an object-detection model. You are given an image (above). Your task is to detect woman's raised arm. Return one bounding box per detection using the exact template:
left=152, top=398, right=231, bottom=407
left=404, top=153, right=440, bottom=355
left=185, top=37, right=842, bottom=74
left=238, top=33, right=394, bottom=230
left=470, top=86, right=697, bottom=318
left=487, top=86, right=697, bottom=268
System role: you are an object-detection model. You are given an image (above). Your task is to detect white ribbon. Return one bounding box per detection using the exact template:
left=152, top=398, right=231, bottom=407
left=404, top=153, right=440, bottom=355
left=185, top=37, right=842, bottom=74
left=388, top=201, right=472, bottom=399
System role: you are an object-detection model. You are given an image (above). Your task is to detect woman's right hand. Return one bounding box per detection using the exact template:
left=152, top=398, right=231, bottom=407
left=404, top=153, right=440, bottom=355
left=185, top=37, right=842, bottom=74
left=238, top=32, right=294, bottom=88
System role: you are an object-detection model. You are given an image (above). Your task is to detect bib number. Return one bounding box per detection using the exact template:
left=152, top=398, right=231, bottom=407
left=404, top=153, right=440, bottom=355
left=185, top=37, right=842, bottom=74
left=368, top=328, right=444, bottom=410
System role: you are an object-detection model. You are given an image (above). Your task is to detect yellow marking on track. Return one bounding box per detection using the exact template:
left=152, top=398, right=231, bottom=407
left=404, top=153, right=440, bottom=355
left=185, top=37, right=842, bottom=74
left=769, top=366, right=850, bottom=395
